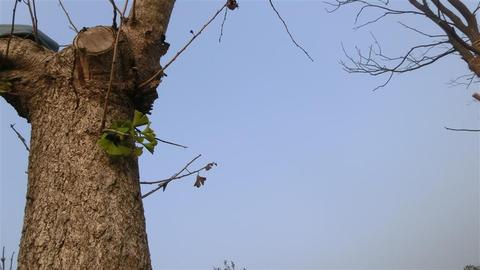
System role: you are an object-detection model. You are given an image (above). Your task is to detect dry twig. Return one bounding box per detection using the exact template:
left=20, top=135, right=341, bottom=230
left=9, top=124, right=29, bottom=151
left=4, top=0, right=20, bottom=58
left=1, top=247, right=4, bottom=270
left=58, top=0, right=79, bottom=33
left=99, top=0, right=130, bottom=132
left=329, top=0, right=480, bottom=89
left=445, top=127, right=480, bottom=132
left=108, top=0, right=124, bottom=20
left=268, top=0, right=313, bottom=62
left=138, top=1, right=231, bottom=89
left=141, top=154, right=216, bottom=199
left=218, top=8, right=228, bottom=43
left=8, top=252, right=14, bottom=270
left=25, top=0, right=39, bottom=44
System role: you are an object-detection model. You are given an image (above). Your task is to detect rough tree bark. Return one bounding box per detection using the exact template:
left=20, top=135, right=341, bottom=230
left=0, top=0, right=174, bottom=268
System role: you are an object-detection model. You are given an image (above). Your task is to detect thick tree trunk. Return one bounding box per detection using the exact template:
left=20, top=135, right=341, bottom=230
left=0, top=1, right=175, bottom=268
left=20, top=75, right=149, bottom=269
left=17, top=47, right=150, bottom=269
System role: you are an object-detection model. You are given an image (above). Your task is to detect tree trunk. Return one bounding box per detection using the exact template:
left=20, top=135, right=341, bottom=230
left=0, top=1, right=175, bottom=268
left=20, top=64, right=149, bottom=268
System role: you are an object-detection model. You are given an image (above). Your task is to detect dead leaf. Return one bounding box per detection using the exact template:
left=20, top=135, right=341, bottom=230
left=194, top=175, right=206, bottom=188
left=205, top=162, right=217, bottom=171
left=227, top=0, right=238, bottom=10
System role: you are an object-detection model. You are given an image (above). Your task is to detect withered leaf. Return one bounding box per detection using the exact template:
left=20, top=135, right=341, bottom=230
left=227, top=0, right=238, bottom=10
left=194, top=175, right=207, bottom=188
left=205, top=162, right=217, bottom=171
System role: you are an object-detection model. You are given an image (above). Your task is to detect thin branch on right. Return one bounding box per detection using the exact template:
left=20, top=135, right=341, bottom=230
left=268, top=0, right=314, bottom=62
left=141, top=154, right=217, bottom=199
left=328, top=0, right=480, bottom=90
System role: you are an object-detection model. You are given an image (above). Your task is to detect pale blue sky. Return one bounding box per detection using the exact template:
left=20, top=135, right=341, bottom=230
left=1, top=0, right=479, bottom=269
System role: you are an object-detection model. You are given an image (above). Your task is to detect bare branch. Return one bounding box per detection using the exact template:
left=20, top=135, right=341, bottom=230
left=8, top=252, right=13, bottom=270
left=58, top=0, right=79, bottom=33
left=447, top=73, right=478, bottom=88
left=140, top=157, right=214, bottom=185
left=329, top=0, right=480, bottom=88
left=445, top=127, right=480, bottom=132
left=1, top=247, right=4, bottom=270
left=155, top=137, right=188, bottom=149
left=447, top=0, right=479, bottom=33
left=99, top=0, right=130, bottom=132
left=9, top=124, right=29, bottom=151
left=25, top=0, right=39, bottom=44
left=99, top=25, right=124, bottom=133
left=218, top=8, right=228, bottom=43
left=408, top=0, right=479, bottom=59
left=397, top=21, right=447, bottom=38
left=4, top=0, right=20, bottom=58
left=341, top=37, right=455, bottom=90
left=268, top=0, right=313, bottom=62
left=430, top=0, right=470, bottom=37
left=141, top=154, right=217, bottom=199
left=138, top=1, right=230, bottom=89
left=107, top=0, right=124, bottom=20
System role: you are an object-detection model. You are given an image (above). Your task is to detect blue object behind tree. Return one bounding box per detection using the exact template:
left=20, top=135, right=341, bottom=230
left=0, top=24, right=59, bottom=52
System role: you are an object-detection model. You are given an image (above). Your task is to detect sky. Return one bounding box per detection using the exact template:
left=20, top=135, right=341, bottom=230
left=1, top=0, right=479, bottom=269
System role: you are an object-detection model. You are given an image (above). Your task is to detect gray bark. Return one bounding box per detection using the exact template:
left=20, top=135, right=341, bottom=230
left=0, top=1, right=175, bottom=268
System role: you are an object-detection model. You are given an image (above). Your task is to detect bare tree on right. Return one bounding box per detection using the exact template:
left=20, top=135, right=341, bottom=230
left=329, top=0, right=480, bottom=91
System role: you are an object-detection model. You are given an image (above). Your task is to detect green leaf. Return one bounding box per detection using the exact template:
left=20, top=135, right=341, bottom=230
left=133, top=147, right=143, bottom=157
left=98, top=111, right=158, bottom=157
left=111, top=120, right=132, bottom=134
left=98, top=134, right=132, bottom=156
left=0, top=79, right=12, bottom=94
left=141, top=125, right=156, bottom=142
left=135, top=136, right=145, bottom=143
left=133, top=110, right=149, bottom=127
left=142, top=140, right=157, bottom=154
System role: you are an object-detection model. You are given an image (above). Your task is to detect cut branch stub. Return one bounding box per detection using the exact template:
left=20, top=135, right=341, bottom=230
left=73, top=26, right=119, bottom=84
left=73, top=26, right=115, bottom=55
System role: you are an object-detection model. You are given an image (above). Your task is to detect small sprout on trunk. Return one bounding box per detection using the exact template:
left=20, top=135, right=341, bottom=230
left=98, top=110, right=158, bottom=157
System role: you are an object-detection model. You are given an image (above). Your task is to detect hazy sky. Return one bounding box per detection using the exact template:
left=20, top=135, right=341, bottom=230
left=1, top=1, right=479, bottom=269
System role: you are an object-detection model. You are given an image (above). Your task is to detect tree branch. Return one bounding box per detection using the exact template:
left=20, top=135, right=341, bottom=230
left=4, top=0, right=20, bottom=58
left=341, top=36, right=455, bottom=90
left=9, top=123, right=29, bottom=151
left=138, top=1, right=229, bottom=89
left=445, top=126, right=480, bottom=132
left=58, top=0, right=79, bottom=33
left=0, top=37, right=55, bottom=119
left=141, top=154, right=217, bottom=199
left=25, top=0, right=39, bottom=44
left=330, top=0, right=480, bottom=88
left=123, top=0, right=174, bottom=81
left=447, top=0, right=479, bottom=33
left=268, top=0, right=313, bottom=62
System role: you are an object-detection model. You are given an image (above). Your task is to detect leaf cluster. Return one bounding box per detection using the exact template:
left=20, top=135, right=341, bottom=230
left=98, top=110, right=158, bottom=157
